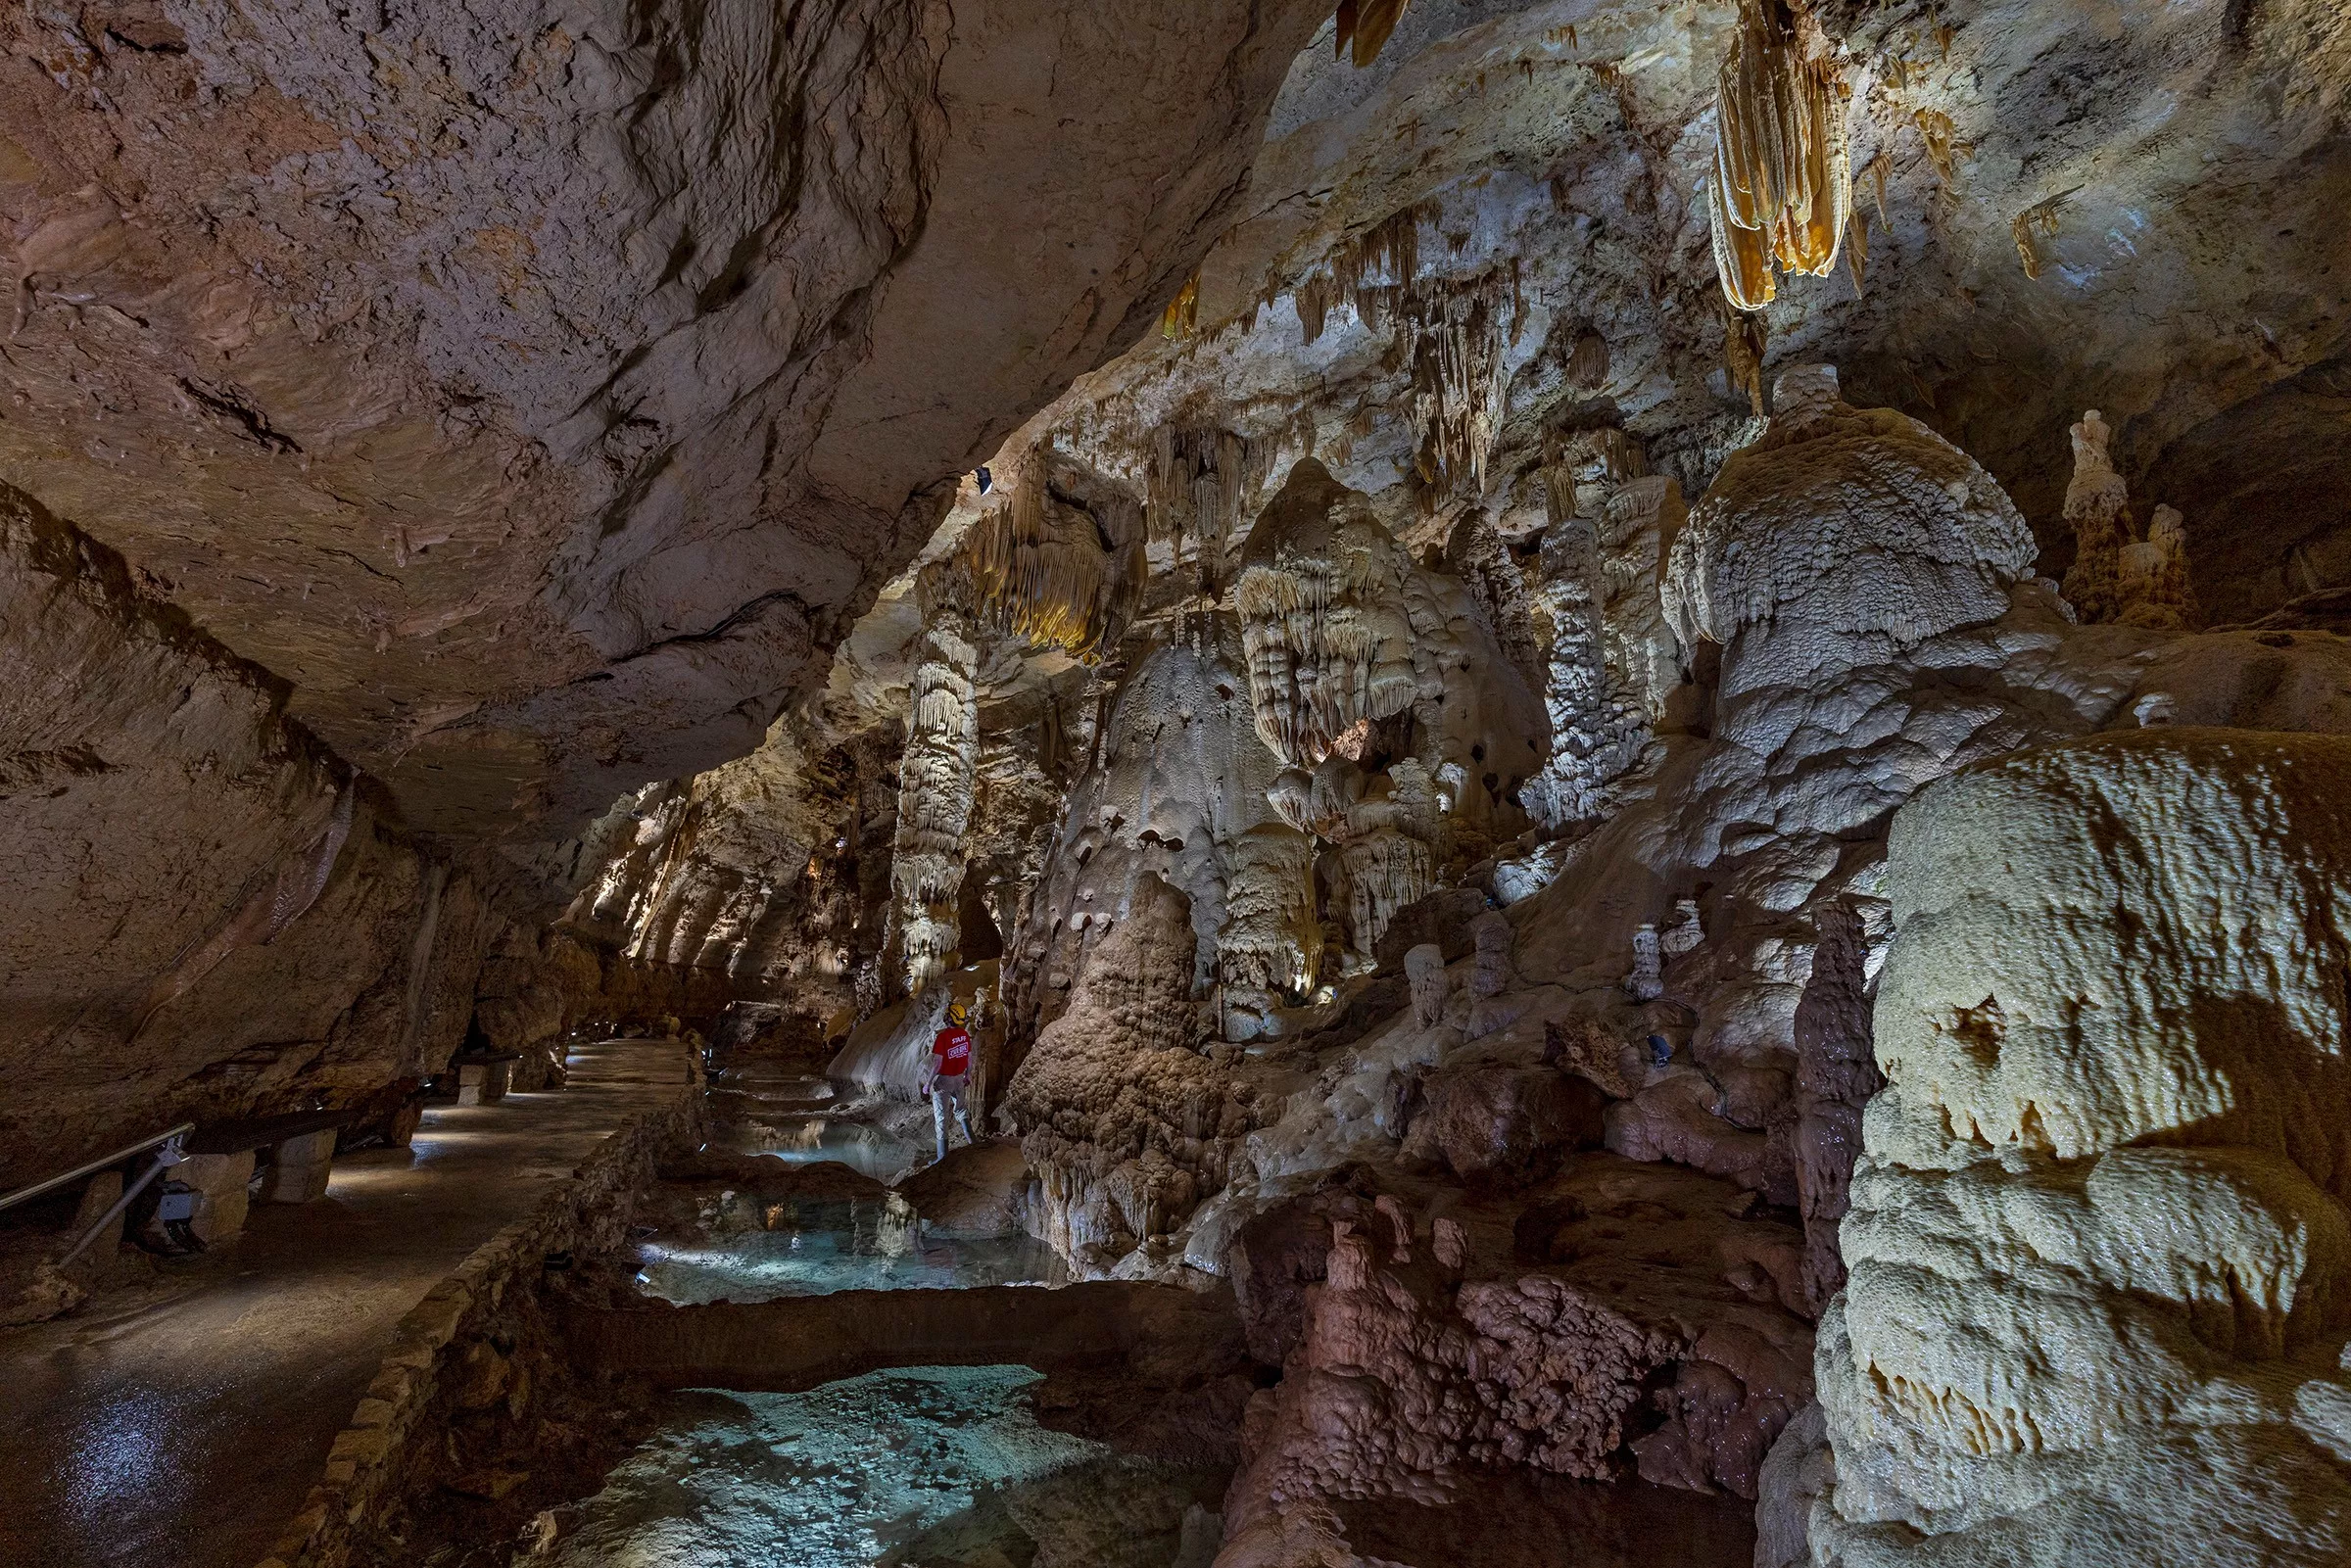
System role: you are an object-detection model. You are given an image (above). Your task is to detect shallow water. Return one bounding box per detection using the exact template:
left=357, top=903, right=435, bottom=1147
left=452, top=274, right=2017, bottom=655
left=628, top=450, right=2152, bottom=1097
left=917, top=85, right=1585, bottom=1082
left=705, top=1114, right=927, bottom=1181
left=635, top=1194, right=1068, bottom=1305
left=537, top=1366, right=1222, bottom=1568
left=703, top=1069, right=932, bottom=1181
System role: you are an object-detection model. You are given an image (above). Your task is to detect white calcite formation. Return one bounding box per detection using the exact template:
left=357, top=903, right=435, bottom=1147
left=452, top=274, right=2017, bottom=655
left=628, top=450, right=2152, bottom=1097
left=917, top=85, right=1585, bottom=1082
left=1235, top=458, right=1545, bottom=963
left=1526, top=433, right=1689, bottom=830
left=1233, top=458, right=1421, bottom=769
left=1663, top=366, right=2039, bottom=689
left=1010, top=618, right=1303, bottom=1043
left=1815, top=728, right=2351, bottom=1567
left=889, top=592, right=983, bottom=994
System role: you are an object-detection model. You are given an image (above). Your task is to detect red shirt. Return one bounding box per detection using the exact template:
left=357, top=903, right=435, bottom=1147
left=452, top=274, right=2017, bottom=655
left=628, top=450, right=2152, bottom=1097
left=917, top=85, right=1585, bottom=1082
left=931, top=1025, right=972, bottom=1078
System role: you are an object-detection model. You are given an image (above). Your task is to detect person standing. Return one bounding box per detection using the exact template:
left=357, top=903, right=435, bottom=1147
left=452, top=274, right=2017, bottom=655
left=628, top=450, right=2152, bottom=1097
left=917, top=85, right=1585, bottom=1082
left=922, top=1000, right=976, bottom=1163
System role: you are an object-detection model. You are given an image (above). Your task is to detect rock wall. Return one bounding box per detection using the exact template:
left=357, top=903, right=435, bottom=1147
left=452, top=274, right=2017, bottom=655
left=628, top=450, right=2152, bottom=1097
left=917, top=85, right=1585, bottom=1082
left=0, top=482, right=499, bottom=1180
left=0, top=0, right=1331, bottom=843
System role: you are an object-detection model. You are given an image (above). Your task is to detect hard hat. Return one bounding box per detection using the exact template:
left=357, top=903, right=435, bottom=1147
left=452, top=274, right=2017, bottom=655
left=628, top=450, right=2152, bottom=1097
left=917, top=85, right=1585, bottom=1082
left=946, top=1000, right=970, bottom=1025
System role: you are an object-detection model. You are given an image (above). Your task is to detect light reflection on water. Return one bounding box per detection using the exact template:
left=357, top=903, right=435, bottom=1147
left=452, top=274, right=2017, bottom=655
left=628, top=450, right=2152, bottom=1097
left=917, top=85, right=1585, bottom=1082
left=706, top=1116, right=923, bottom=1182
left=634, top=1196, right=1067, bottom=1305
left=539, top=1367, right=1222, bottom=1568
left=703, top=1070, right=927, bottom=1182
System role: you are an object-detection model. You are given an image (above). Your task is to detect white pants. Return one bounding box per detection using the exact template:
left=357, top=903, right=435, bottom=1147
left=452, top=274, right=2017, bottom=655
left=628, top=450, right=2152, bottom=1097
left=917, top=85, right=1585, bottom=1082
left=931, top=1076, right=972, bottom=1162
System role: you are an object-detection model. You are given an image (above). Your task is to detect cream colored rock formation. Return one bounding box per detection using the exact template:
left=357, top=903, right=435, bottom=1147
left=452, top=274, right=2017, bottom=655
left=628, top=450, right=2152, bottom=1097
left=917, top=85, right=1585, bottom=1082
left=1816, top=728, right=2351, bottom=1566
left=890, top=593, right=983, bottom=994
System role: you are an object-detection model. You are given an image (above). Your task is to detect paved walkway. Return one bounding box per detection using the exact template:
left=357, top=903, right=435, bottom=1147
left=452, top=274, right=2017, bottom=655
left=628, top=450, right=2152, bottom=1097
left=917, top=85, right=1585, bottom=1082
left=0, top=1038, right=695, bottom=1568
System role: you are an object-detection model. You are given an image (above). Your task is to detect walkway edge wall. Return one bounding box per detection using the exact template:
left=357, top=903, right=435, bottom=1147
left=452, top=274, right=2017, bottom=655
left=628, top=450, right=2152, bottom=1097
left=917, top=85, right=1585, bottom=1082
left=253, top=1050, right=704, bottom=1568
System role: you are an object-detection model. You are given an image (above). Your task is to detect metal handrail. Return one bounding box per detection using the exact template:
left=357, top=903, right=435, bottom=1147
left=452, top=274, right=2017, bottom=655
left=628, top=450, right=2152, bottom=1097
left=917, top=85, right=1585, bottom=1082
left=0, top=1122, right=196, bottom=1213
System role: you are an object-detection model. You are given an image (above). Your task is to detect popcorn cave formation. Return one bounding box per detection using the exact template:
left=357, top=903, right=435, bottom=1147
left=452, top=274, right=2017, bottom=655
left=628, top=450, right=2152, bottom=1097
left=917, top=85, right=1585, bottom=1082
left=1, top=4, right=2348, bottom=1568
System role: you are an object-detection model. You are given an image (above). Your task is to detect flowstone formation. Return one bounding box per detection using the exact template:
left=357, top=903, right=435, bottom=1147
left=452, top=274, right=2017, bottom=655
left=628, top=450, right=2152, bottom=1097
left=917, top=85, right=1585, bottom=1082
left=1813, top=730, right=2351, bottom=1567
left=1003, top=875, right=1268, bottom=1276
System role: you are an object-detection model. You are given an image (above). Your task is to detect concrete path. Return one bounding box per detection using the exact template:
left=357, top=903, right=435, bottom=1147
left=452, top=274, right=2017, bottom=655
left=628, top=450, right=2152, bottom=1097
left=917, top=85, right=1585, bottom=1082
left=0, top=1039, right=695, bottom=1568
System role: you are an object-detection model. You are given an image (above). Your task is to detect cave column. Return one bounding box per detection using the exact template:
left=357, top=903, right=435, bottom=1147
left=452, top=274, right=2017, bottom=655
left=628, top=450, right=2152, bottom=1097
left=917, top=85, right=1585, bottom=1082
left=888, top=591, right=982, bottom=996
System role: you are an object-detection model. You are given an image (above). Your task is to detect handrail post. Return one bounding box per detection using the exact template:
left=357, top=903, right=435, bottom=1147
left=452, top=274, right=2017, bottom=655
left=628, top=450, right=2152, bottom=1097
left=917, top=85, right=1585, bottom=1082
left=59, top=1133, right=188, bottom=1266
left=0, top=1120, right=199, bottom=1214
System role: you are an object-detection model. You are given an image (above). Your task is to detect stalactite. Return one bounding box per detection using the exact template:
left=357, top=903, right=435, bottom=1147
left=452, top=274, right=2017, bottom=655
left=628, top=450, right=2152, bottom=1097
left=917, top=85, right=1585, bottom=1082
left=1567, top=329, right=1610, bottom=391
left=2010, top=189, right=2074, bottom=279
left=1148, top=425, right=1254, bottom=595
left=1160, top=271, right=1200, bottom=340
left=1291, top=204, right=1428, bottom=347
left=1707, top=0, right=1852, bottom=312
left=1234, top=461, right=1419, bottom=767
left=1444, top=506, right=1540, bottom=689
left=937, top=475, right=1142, bottom=663
left=1334, top=0, right=1410, bottom=68
left=1913, top=107, right=1963, bottom=186
left=1402, top=266, right=1517, bottom=502
left=1339, top=828, right=1434, bottom=964
left=1217, top=822, right=1323, bottom=1018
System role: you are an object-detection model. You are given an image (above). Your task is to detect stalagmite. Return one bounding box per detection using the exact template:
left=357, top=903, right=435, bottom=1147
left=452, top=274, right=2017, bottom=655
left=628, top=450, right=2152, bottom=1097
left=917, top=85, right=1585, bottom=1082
left=2058, top=409, right=2201, bottom=632
left=2118, top=503, right=2198, bottom=630
left=1523, top=430, right=1677, bottom=829
left=1790, top=899, right=1878, bottom=1314
left=2060, top=408, right=2131, bottom=625
left=1525, top=465, right=1607, bottom=827
left=1708, top=0, right=1852, bottom=312
left=1625, top=923, right=1664, bottom=1001
left=1660, top=898, right=1704, bottom=959
left=1002, top=875, right=1264, bottom=1271
left=1461, top=909, right=1515, bottom=1039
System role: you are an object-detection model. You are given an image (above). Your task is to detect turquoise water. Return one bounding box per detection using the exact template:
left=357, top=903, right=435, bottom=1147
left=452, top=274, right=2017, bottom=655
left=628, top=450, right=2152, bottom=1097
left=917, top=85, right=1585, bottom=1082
left=541, top=1366, right=1222, bottom=1568
left=634, top=1195, right=1067, bottom=1305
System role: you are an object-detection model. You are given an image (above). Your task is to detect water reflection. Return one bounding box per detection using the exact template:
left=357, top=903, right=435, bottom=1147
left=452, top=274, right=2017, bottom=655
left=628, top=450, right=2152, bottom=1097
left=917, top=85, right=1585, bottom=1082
left=703, top=1070, right=927, bottom=1181
left=634, top=1195, right=1067, bottom=1305
left=707, top=1115, right=922, bottom=1181
left=530, top=1367, right=1223, bottom=1568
